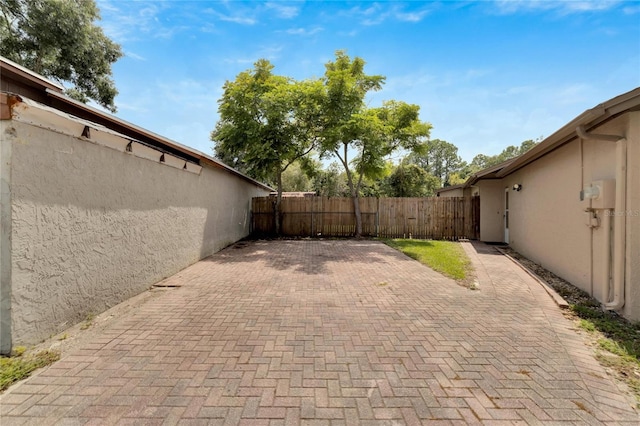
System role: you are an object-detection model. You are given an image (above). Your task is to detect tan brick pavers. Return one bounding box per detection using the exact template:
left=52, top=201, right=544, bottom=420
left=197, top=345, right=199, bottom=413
left=1, top=240, right=638, bottom=425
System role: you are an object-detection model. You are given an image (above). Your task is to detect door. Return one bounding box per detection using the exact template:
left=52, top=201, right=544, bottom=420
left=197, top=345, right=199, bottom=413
left=504, top=187, right=509, bottom=244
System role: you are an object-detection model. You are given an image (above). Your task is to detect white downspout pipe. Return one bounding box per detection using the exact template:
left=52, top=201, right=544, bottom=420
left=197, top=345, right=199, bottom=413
left=576, top=126, right=626, bottom=310
left=602, top=209, right=612, bottom=299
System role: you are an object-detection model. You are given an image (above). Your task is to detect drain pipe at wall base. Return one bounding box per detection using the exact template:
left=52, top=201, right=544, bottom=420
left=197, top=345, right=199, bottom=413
left=576, top=125, right=627, bottom=310
left=602, top=209, right=612, bottom=301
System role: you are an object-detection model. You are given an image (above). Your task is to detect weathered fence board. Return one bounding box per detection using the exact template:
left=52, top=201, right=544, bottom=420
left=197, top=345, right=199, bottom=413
left=252, top=196, right=480, bottom=240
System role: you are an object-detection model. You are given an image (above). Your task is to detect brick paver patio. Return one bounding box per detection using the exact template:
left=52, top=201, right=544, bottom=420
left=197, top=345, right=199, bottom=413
left=1, top=240, right=638, bottom=425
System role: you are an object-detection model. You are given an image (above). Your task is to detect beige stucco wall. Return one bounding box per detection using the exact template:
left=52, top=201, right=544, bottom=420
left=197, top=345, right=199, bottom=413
left=477, top=180, right=505, bottom=242
left=2, top=118, right=269, bottom=346
left=481, top=112, right=638, bottom=320
left=623, top=111, right=639, bottom=321
left=505, top=141, right=592, bottom=292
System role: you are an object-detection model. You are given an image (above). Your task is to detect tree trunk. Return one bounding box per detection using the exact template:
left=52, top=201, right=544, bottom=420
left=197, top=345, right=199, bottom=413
left=352, top=193, right=363, bottom=237
left=346, top=177, right=363, bottom=237
left=337, top=145, right=363, bottom=237
left=275, top=171, right=283, bottom=235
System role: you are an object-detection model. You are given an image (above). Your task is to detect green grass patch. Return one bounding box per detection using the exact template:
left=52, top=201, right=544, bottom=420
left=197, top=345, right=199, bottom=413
left=569, top=304, right=640, bottom=405
left=383, top=239, right=472, bottom=281
left=0, top=349, right=60, bottom=392
left=570, top=304, right=640, bottom=360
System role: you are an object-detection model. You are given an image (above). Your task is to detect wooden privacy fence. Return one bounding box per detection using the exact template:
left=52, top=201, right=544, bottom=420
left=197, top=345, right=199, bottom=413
left=252, top=196, right=480, bottom=240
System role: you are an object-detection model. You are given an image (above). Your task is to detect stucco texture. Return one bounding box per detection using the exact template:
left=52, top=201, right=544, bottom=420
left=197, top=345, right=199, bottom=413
left=479, top=112, right=639, bottom=320
left=4, top=120, right=269, bottom=345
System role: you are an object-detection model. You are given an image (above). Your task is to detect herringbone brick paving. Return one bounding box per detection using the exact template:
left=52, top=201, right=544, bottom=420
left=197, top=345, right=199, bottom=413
left=1, top=240, right=637, bottom=425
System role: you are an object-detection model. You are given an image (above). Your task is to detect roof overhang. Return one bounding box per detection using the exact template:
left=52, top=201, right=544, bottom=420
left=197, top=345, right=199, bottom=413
left=3, top=92, right=273, bottom=191
left=0, top=56, right=64, bottom=93
left=495, top=87, right=640, bottom=178
left=1, top=55, right=273, bottom=192
left=464, top=158, right=516, bottom=187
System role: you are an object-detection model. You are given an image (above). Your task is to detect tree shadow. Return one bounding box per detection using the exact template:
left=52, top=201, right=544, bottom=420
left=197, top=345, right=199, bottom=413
left=202, top=238, right=414, bottom=275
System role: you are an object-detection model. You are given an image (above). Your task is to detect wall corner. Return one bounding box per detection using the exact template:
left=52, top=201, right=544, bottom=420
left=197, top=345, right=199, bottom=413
left=0, top=120, right=13, bottom=355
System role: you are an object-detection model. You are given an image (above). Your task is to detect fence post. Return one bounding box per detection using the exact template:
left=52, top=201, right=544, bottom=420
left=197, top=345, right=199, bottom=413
left=376, top=198, right=380, bottom=237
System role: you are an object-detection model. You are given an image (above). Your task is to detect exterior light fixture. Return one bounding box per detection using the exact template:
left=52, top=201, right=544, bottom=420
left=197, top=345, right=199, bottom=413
left=512, top=184, right=522, bottom=191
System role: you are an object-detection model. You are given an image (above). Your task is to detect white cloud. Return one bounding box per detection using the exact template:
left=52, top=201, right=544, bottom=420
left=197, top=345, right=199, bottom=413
left=549, top=83, right=592, bottom=105
left=212, top=11, right=257, bottom=25
left=338, top=29, right=359, bottom=37
left=395, top=8, right=431, bottom=22
left=343, top=3, right=432, bottom=26
left=493, top=0, right=622, bottom=15
left=265, top=2, right=300, bottom=19
left=284, top=27, right=323, bottom=36
left=98, top=1, right=184, bottom=42
left=124, top=51, right=146, bottom=61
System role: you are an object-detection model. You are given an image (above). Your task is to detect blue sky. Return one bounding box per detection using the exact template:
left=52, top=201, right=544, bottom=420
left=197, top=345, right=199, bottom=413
left=96, top=0, right=640, bottom=163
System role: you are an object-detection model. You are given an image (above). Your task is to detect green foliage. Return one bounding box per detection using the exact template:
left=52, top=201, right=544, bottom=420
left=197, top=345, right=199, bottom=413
left=406, top=139, right=463, bottom=186
left=318, top=51, right=431, bottom=235
left=212, top=59, right=322, bottom=184
left=383, top=239, right=472, bottom=281
left=281, top=162, right=314, bottom=192
left=469, top=139, right=540, bottom=173
left=311, top=162, right=350, bottom=197
left=385, top=163, right=440, bottom=197
left=319, top=51, right=430, bottom=189
left=212, top=59, right=323, bottom=233
left=0, top=0, right=123, bottom=111
left=0, top=349, right=60, bottom=391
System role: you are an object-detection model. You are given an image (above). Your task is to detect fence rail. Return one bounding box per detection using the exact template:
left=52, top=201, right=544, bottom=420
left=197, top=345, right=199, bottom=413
left=251, top=196, right=480, bottom=240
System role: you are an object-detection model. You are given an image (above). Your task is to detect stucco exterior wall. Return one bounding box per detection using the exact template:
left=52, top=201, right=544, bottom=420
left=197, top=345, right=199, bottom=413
left=505, top=141, right=591, bottom=292
left=2, top=118, right=269, bottom=346
left=623, top=111, right=640, bottom=321
left=481, top=112, right=638, bottom=320
left=477, top=180, right=505, bottom=242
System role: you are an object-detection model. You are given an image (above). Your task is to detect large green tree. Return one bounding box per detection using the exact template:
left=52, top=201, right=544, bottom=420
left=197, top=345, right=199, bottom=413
left=407, top=139, right=464, bottom=187
left=212, top=59, right=323, bottom=234
left=386, top=162, right=440, bottom=197
left=319, top=51, right=431, bottom=236
left=281, top=161, right=313, bottom=192
left=0, top=0, right=122, bottom=111
left=310, top=162, right=350, bottom=197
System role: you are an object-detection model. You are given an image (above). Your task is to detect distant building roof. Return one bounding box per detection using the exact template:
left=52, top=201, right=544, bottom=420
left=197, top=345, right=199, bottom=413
left=269, top=192, right=316, bottom=198
left=435, top=184, right=465, bottom=195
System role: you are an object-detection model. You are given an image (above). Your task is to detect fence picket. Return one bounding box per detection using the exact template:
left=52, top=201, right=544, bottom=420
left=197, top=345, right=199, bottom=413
left=251, top=196, right=480, bottom=240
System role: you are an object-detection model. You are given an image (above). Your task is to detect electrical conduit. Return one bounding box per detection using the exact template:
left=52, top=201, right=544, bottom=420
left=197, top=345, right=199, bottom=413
left=576, top=125, right=626, bottom=310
